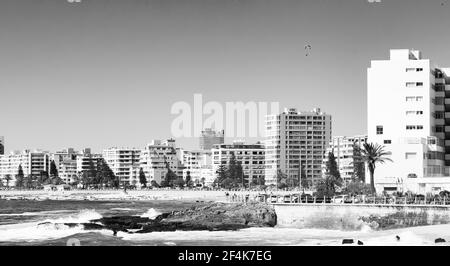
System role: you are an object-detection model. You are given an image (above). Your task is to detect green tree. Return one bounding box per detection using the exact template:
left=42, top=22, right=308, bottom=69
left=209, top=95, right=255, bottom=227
left=52, top=177, right=63, bottom=185
left=151, top=180, right=160, bottom=188
left=361, top=142, right=393, bottom=193
left=50, top=160, right=58, bottom=178
left=15, top=164, right=25, bottom=188
left=5, top=174, right=12, bottom=187
left=276, top=170, right=288, bottom=189
left=139, top=168, right=147, bottom=188
left=316, top=152, right=344, bottom=197
left=24, top=175, right=34, bottom=189
left=236, top=162, right=244, bottom=187
left=342, top=180, right=372, bottom=196
left=38, top=171, right=49, bottom=185
left=315, top=176, right=337, bottom=198
left=95, top=159, right=117, bottom=187
left=81, top=171, right=90, bottom=188
left=174, top=176, right=185, bottom=188
left=325, top=151, right=342, bottom=185
left=215, top=163, right=228, bottom=187
left=299, top=165, right=309, bottom=190
left=228, top=153, right=238, bottom=180
left=352, top=143, right=365, bottom=182
left=185, top=171, right=193, bottom=188
left=162, top=162, right=178, bottom=187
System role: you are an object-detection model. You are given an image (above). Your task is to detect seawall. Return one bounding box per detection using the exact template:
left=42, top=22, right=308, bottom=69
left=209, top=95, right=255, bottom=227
left=274, top=204, right=450, bottom=230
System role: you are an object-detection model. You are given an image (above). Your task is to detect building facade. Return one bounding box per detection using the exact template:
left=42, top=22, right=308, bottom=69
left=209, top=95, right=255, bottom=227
left=179, top=149, right=214, bottom=186
left=367, top=49, right=450, bottom=194
left=0, top=150, right=50, bottom=186
left=323, top=135, right=367, bottom=183
left=59, top=159, right=78, bottom=184
left=76, top=149, right=103, bottom=173
left=103, top=148, right=141, bottom=186
left=139, top=139, right=182, bottom=186
left=265, top=108, right=332, bottom=187
left=212, top=141, right=265, bottom=186
left=199, top=128, right=225, bottom=150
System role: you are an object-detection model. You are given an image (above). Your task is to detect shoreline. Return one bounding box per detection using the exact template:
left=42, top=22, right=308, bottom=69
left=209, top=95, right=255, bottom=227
left=0, top=189, right=279, bottom=202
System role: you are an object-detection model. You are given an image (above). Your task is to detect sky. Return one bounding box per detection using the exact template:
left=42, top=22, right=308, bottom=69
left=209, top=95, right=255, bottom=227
left=1, top=0, right=450, bottom=153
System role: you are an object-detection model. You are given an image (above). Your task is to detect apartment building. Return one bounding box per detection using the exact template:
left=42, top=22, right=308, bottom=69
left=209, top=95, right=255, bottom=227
left=103, top=148, right=141, bottom=186
left=178, top=149, right=213, bottom=186
left=211, top=141, right=265, bottom=186
left=199, top=128, right=225, bottom=150
left=0, top=150, right=49, bottom=186
left=59, top=159, right=78, bottom=184
left=323, top=135, right=367, bottom=183
left=265, top=108, right=332, bottom=187
left=367, top=49, right=450, bottom=193
left=139, top=139, right=182, bottom=186
left=76, top=148, right=103, bottom=173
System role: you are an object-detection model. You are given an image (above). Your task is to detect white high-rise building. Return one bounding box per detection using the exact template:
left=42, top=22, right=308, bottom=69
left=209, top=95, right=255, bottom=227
left=323, top=135, right=367, bottom=183
left=103, top=148, right=141, bottom=186
left=0, top=150, right=50, bottom=186
left=139, top=139, right=182, bottom=186
left=178, top=149, right=213, bottom=186
left=368, top=49, right=450, bottom=194
left=265, top=108, right=332, bottom=187
left=59, top=159, right=77, bottom=184
left=211, top=141, right=265, bottom=187
left=76, top=149, right=103, bottom=173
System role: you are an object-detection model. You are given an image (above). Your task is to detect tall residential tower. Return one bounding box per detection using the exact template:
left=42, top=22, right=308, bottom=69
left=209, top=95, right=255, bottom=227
left=265, top=108, right=332, bottom=187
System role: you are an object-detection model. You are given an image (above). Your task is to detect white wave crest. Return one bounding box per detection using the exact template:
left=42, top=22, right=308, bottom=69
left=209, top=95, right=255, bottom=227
left=141, top=208, right=162, bottom=220
left=0, top=209, right=103, bottom=242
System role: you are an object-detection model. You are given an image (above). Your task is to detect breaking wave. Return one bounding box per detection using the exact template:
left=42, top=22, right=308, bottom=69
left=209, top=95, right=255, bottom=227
left=0, top=209, right=104, bottom=242
left=141, top=208, right=162, bottom=220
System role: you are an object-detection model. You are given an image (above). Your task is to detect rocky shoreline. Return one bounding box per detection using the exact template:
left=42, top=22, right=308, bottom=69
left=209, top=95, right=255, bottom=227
left=41, top=202, right=277, bottom=234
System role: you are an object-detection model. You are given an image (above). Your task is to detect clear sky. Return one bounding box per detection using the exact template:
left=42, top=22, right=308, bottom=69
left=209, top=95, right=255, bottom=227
left=1, top=0, right=450, bottom=153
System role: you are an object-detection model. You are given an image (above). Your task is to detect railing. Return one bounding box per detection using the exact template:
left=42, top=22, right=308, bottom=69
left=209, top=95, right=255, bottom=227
left=227, top=194, right=450, bottom=207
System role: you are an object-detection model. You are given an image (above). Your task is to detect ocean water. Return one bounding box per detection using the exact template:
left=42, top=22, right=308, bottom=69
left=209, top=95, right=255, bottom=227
left=0, top=200, right=444, bottom=246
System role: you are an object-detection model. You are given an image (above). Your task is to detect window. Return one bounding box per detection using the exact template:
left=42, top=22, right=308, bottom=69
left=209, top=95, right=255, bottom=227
left=435, top=111, right=444, bottom=119
left=406, top=82, right=423, bottom=87
left=436, top=126, right=445, bottom=133
left=406, top=68, right=415, bottom=72
left=417, top=68, right=423, bottom=72
left=406, top=111, right=424, bottom=116
left=435, top=97, right=445, bottom=105
left=416, top=96, right=423, bottom=101
left=406, top=97, right=415, bottom=102
left=384, top=140, right=392, bottom=144
left=406, top=125, right=416, bottom=130
left=376, top=126, right=383, bottom=135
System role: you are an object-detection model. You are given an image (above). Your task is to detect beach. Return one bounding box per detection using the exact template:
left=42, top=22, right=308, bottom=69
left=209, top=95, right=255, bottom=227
left=0, top=189, right=287, bottom=202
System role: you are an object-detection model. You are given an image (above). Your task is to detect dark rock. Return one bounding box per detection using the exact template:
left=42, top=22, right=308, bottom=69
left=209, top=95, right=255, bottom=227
left=435, top=238, right=446, bottom=243
left=357, top=240, right=364, bottom=245
left=396, top=235, right=400, bottom=241
left=342, top=239, right=354, bottom=245
left=42, top=202, right=277, bottom=235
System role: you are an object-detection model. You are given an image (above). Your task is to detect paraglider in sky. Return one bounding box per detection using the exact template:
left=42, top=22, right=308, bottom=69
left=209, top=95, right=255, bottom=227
left=305, top=45, right=312, bottom=56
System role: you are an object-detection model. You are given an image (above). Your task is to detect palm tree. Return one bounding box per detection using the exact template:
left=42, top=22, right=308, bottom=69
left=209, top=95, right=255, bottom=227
left=361, top=142, right=393, bottom=193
